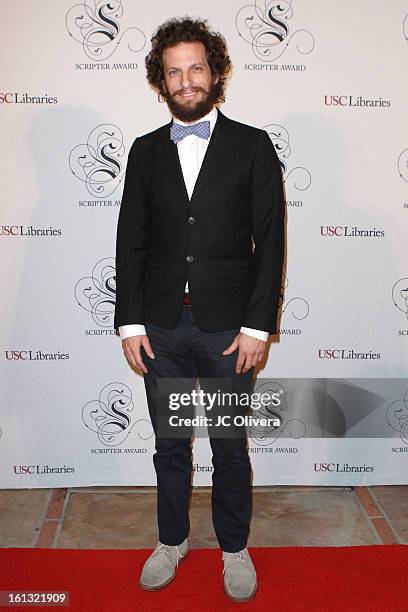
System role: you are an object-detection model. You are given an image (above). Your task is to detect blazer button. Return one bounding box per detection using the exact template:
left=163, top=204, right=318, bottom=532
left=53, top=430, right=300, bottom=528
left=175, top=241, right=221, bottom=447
left=187, top=216, right=196, bottom=224
left=186, top=254, right=194, bottom=263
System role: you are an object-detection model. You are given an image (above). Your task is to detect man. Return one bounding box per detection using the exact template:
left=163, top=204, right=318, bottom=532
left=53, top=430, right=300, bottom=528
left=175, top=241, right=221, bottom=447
left=114, top=16, right=285, bottom=603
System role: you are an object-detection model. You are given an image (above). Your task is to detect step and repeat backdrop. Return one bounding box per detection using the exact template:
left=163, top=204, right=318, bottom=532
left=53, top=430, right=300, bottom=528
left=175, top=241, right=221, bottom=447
left=1, top=0, right=407, bottom=488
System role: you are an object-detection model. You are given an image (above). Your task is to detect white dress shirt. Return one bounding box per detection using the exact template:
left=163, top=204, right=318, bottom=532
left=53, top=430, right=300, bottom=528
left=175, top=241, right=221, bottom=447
left=119, top=106, right=269, bottom=342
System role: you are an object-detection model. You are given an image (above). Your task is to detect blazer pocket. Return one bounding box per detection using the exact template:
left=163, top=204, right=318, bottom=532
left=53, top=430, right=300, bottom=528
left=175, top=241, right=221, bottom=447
left=217, top=267, right=251, bottom=288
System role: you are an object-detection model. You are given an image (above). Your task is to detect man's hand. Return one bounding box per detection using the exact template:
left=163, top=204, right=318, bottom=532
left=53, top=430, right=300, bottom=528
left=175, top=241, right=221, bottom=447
left=222, top=332, right=266, bottom=374
left=122, top=334, right=155, bottom=374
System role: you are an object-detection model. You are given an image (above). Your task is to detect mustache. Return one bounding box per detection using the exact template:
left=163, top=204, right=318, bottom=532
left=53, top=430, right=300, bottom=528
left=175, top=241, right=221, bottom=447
left=173, top=87, right=206, bottom=96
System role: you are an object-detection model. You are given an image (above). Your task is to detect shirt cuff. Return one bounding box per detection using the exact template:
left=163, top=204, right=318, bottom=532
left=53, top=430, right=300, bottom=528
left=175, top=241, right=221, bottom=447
left=119, top=324, right=146, bottom=339
left=240, top=326, right=269, bottom=342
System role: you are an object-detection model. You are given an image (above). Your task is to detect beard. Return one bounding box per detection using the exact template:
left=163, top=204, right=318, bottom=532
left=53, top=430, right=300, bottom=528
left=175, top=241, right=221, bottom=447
left=164, top=81, right=219, bottom=123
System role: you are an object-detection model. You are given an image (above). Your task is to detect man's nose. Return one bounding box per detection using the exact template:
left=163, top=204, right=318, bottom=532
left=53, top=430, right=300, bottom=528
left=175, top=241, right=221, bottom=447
left=180, top=70, right=192, bottom=89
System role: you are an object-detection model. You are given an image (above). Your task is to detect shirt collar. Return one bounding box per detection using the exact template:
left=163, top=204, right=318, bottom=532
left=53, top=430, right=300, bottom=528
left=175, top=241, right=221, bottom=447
left=171, top=105, right=218, bottom=135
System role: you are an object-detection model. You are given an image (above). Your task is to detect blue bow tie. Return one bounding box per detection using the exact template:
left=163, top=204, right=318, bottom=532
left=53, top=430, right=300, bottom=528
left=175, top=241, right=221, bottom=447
left=170, top=120, right=211, bottom=144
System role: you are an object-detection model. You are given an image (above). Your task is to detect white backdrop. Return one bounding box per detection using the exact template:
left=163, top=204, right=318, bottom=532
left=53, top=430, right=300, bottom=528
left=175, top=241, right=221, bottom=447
left=1, top=0, right=408, bottom=488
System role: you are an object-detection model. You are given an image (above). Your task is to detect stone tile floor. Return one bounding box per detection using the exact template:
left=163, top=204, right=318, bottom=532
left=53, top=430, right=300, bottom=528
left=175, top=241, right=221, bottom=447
left=1, top=486, right=406, bottom=549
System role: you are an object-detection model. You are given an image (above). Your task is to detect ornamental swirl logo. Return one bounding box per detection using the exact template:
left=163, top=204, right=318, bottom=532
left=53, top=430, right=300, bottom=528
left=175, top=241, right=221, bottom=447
left=279, top=264, right=310, bottom=321
left=69, top=124, right=125, bottom=197
left=75, top=257, right=116, bottom=327
left=82, top=383, right=153, bottom=446
left=235, top=0, right=315, bottom=62
left=248, top=380, right=306, bottom=446
left=66, top=0, right=146, bottom=60
left=386, top=387, right=408, bottom=445
left=392, top=278, right=408, bottom=320
left=397, top=147, right=408, bottom=183
left=264, top=123, right=311, bottom=191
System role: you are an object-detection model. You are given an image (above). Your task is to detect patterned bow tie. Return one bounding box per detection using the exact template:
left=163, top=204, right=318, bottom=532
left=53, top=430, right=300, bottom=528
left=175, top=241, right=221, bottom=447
left=170, top=120, right=211, bottom=144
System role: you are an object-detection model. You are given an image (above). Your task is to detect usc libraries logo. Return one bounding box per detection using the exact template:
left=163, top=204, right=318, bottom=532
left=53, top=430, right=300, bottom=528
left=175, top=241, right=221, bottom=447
left=13, top=465, right=75, bottom=475
left=324, top=95, right=390, bottom=108
left=318, top=349, right=380, bottom=360
left=0, top=92, right=58, bottom=104
left=1, top=225, right=62, bottom=237
left=314, top=463, right=374, bottom=473
left=5, top=350, right=69, bottom=361
left=320, top=225, right=384, bottom=238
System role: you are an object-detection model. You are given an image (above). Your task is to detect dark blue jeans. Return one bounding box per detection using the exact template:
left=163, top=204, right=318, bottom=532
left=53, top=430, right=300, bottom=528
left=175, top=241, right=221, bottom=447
left=140, top=305, right=254, bottom=553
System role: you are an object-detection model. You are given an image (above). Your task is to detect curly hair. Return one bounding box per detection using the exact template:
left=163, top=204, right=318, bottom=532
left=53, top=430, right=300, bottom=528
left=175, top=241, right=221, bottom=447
left=145, top=16, right=232, bottom=103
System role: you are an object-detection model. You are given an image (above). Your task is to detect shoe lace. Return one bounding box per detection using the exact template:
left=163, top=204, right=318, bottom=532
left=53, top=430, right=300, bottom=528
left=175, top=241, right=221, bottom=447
left=153, top=543, right=183, bottom=570
left=222, top=549, right=248, bottom=575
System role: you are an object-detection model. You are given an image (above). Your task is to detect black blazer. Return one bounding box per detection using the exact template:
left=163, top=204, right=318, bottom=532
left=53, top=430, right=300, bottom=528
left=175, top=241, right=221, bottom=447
left=114, top=107, right=285, bottom=334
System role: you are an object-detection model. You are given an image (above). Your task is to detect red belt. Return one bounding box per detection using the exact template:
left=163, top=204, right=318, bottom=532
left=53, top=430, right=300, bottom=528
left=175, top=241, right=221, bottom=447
left=183, top=292, right=192, bottom=306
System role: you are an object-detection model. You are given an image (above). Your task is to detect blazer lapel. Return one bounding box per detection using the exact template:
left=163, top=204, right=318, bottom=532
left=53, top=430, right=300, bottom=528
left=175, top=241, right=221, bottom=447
left=154, top=107, right=232, bottom=209
left=189, top=108, right=231, bottom=206
left=155, top=123, right=190, bottom=204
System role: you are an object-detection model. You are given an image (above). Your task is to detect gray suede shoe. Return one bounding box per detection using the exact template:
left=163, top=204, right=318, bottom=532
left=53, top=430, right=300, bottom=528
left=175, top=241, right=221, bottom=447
left=222, top=548, right=258, bottom=602
left=139, top=539, right=189, bottom=590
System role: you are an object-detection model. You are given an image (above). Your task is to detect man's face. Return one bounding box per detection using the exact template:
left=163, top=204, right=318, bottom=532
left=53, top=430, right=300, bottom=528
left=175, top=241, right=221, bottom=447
left=161, top=41, right=219, bottom=123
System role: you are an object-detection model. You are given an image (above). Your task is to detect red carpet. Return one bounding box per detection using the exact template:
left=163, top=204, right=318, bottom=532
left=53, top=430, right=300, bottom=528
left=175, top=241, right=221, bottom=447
left=0, top=545, right=407, bottom=611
